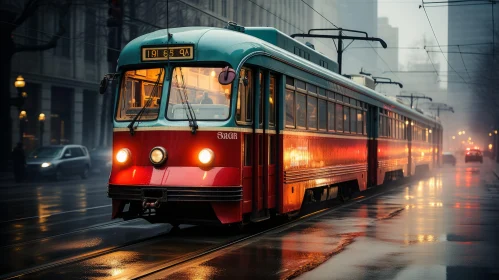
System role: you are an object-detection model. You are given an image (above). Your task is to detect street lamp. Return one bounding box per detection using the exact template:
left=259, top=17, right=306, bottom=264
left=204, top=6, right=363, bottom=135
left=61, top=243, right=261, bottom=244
left=14, top=75, right=25, bottom=88
left=19, top=110, right=27, bottom=143
left=452, top=136, right=456, bottom=140
left=38, top=113, right=45, bottom=147
left=489, top=133, right=493, bottom=137
left=14, top=76, right=28, bottom=143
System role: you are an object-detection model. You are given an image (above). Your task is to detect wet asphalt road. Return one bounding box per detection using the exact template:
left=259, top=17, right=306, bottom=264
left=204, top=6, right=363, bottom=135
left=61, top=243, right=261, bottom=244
left=2, top=159, right=499, bottom=279
left=150, top=160, right=499, bottom=280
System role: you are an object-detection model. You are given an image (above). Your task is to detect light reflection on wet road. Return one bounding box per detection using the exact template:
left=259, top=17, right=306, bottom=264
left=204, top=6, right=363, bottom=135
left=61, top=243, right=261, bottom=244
left=3, top=160, right=499, bottom=279
left=150, top=161, right=499, bottom=280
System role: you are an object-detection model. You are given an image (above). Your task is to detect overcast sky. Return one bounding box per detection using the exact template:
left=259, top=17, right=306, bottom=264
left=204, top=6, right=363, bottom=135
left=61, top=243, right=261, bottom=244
left=377, top=0, right=448, bottom=69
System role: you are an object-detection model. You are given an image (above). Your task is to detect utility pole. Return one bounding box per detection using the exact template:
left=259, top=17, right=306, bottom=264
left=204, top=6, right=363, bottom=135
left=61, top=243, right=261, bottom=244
left=100, top=0, right=123, bottom=147
left=396, top=93, right=433, bottom=108
left=290, top=28, right=387, bottom=75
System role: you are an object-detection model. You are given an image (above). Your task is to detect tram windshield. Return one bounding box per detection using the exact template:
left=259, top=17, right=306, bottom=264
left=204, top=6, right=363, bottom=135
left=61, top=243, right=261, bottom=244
left=116, top=68, right=165, bottom=121
left=167, top=67, right=232, bottom=120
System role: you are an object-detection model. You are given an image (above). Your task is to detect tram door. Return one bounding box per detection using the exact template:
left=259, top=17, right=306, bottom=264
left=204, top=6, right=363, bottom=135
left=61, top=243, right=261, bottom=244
left=251, top=71, right=277, bottom=221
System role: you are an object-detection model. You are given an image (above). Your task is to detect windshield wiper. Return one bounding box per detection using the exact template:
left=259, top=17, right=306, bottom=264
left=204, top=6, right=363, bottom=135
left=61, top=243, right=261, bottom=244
left=127, top=68, right=164, bottom=135
left=174, top=67, right=198, bottom=134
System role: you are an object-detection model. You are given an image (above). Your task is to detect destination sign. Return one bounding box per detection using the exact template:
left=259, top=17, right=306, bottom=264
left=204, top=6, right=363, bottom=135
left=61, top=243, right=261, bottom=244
left=142, top=46, right=194, bottom=61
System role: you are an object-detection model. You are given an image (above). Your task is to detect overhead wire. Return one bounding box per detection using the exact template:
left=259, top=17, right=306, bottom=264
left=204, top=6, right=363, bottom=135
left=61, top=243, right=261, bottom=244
left=420, top=1, right=468, bottom=82
left=457, top=45, right=472, bottom=79
left=299, top=0, right=403, bottom=82
left=300, top=0, right=339, bottom=28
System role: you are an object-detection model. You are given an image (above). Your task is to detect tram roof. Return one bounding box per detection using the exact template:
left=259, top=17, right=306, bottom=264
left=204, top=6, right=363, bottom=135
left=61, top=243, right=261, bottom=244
left=118, top=26, right=441, bottom=127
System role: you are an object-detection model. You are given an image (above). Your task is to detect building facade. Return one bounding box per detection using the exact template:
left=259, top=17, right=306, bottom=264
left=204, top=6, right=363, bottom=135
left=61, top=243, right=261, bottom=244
left=11, top=0, right=378, bottom=152
left=447, top=3, right=499, bottom=146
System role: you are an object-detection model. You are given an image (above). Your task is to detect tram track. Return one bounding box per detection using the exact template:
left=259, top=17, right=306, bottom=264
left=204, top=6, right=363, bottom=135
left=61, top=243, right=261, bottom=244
left=135, top=177, right=419, bottom=279
left=1, top=226, right=173, bottom=280
left=0, top=219, right=125, bottom=249
left=4, top=177, right=416, bottom=279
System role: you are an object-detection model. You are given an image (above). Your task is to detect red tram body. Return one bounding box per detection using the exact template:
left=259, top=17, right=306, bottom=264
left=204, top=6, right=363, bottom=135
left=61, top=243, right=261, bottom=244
left=106, top=25, right=442, bottom=226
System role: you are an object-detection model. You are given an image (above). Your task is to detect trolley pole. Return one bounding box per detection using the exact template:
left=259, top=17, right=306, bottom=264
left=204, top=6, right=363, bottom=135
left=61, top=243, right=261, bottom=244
left=428, top=103, right=454, bottom=117
left=291, top=28, right=387, bottom=75
left=337, top=30, right=343, bottom=75
left=373, top=76, right=403, bottom=88
left=396, top=93, right=432, bottom=109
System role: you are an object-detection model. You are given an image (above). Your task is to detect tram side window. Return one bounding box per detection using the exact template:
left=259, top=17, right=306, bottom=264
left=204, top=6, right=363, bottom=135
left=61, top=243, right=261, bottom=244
left=269, top=75, right=276, bottom=126
left=335, top=103, right=343, bottom=132
left=328, top=102, right=335, bottom=131
left=357, top=109, right=363, bottom=134
left=259, top=72, right=263, bottom=125
left=307, top=96, right=318, bottom=130
left=344, top=106, right=350, bottom=133
left=285, top=89, right=295, bottom=127
left=296, top=93, right=307, bottom=128
left=350, top=107, right=356, bottom=134
left=236, top=68, right=253, bottom=123
left=363, top=111, right=367, bottom=135
left=116, top=68, right=165, bottom=121
left=318, top=99, right=327, bottom=130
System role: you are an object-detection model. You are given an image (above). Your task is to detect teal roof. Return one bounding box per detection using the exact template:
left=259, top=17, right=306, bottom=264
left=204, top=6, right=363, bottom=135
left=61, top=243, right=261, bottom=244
left=118, top=26, right=440, bottom=127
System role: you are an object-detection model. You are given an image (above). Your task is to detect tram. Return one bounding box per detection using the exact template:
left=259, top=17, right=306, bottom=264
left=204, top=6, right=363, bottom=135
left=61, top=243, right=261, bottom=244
left=103, top=23, right=442, bottom=225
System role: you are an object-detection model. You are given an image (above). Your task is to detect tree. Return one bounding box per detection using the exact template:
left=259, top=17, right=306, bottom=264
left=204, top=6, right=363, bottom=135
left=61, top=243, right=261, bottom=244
left=0, top=0, right=71, bottom=170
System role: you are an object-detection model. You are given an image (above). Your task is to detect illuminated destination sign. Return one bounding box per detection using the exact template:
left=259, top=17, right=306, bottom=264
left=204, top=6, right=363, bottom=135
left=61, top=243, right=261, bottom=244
left=142, top=46, right=194, bottom=61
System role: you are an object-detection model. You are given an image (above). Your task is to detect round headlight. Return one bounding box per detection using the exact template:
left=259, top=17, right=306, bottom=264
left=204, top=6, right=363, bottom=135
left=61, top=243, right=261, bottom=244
left=198, top=148, right=214, bottom=165
left=116, top=148, right=131, bottom=164
left=41, top=162, right=51, bottom=168
left=150, top=146, right=167, bottom=166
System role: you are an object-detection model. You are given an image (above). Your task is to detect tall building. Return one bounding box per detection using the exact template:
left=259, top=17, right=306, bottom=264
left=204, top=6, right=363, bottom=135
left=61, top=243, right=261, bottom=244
left=10, top=0, right=379, bottom=152
left=447, top=3, right=499, bottom=142
left=376, top=17, right=399, bottom=96
left=337, top=0, right=378, bottom=75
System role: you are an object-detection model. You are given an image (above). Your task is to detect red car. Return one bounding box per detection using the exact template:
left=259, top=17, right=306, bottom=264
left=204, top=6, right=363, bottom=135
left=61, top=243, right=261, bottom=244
left=465, top=149, right=483, bottom=163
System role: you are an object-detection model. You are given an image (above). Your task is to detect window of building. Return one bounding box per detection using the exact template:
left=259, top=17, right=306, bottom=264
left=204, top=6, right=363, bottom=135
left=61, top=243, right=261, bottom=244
left=307, top=96, right=317, bottom=130
left=84, top=9, right=96, bottom=62
left=54, top=13, right=70, bottom=58
left=221, top=0, right=228, bottom=17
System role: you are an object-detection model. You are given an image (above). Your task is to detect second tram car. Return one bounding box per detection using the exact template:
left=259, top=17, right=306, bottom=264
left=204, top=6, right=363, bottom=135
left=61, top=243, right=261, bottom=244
left=105, top=24, right=442, bottom=225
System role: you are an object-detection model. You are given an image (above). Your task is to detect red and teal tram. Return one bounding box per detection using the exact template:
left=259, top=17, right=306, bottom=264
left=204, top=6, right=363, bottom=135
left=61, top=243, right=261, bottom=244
left=104, top=24, right=442, bottom=225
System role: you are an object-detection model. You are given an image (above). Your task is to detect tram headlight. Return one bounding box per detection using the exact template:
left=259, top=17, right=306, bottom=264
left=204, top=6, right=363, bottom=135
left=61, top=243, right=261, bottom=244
left=198, top=148, right=214, bottom=165
left=116, top=148, right=131, bottom=164
left=150, top=146, right=167, bottom=166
